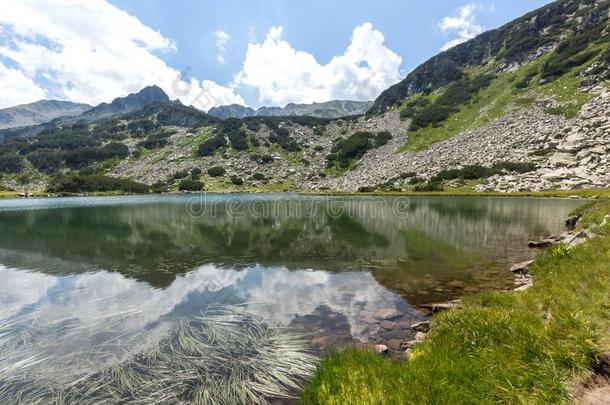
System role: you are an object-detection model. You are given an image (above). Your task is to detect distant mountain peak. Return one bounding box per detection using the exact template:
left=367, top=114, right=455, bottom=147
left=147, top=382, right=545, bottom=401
left=78, top=85, right=171, bottom=122
left=208, top=99, right=373, bottom=119
left=0, top=99, right=92, bottom=130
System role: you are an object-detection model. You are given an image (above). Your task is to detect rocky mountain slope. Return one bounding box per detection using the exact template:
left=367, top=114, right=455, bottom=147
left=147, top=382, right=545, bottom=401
left=0, top=0, right=608, bottom=194
left=370, top=0, right=609, bottom=113
left=0, top=86, right=172, bottom=142
left=208, top=100, right=373, bottom=119
left=0, top=100, right=91, bottom=130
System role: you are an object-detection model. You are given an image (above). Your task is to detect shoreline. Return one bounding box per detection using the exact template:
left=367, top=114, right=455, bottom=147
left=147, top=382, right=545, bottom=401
left=0, top=186, right=606, bottom=200
left=302, top=196, right=610, bottom=403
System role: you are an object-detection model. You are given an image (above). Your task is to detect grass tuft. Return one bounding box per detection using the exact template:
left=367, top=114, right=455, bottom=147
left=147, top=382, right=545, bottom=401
left=0, top=306, right=316, bottom=405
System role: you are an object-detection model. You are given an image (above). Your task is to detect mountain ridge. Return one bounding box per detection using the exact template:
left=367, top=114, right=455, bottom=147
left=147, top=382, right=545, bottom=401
left=0, top=0, right=608, bottom=196
left=0, top=100, right=92, bottom=130
left=208, top=100, right=373, bottom=119
left=370, top=0, right=610, bottom=113
left=0, top=85, right=174, bottom=141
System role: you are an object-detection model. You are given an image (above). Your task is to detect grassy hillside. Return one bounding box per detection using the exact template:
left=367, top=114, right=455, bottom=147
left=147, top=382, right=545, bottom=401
left=371, top=0, right=609, bottom=113
left=397, top=37, right=608, bottom=152
left=302, top=194, right=610, bottom=404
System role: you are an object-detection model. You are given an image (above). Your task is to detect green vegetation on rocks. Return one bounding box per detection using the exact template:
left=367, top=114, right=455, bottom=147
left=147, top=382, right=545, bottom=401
left=48, top=174, right=149, bottom=194
left=326, top=131, right=393, bottom=171
left=178, top=179, right=204, bottom=191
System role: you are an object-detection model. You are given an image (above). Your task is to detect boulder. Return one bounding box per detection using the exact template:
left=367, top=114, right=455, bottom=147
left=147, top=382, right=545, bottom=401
left=410, top=321, right=431, bottom=333
left=549, top=152, right=576, bottom=167
left=510, top=260, right=534, bottom=274
left=564, top=215, right=581, bottom=230
left=527, top=239, right=555, bottom=248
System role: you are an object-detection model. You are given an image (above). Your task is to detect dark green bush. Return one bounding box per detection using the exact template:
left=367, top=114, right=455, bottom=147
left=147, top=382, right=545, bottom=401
left=251, top=172, right=266, bottom=181
left=178, top=179, right=204, bottom=191
left=409, top=176, right=424, bottom=185
left=127, top=119, right=158, bottom=137
left=151, top=181, right=169, bottom=193
left=191, top=168, right=202, bottom=180
left=137, top=132, right=173, bottom=149
left=374, top=131, right=392, bottom=147
left=172, top=169, right=190, bottom=179
left=413, top=181, right=443, bottom=192
left=27, top=150, right=64, bottom=174
left=431, top=161, right=537, bottom=182
left=230, top=176, right=244, bottom=185
left=539, top=28, right=602, bottom=82
left=492, top=161, right=537, bottom=173
left=48, top=175, right=149, bottom=194
left=0, top=154, right=24, bottom=174
left=207, top=166, right=226, bottom=177
left=358, top=186, right=376, bottom=192
left=407, top=74, right=494, bottom=131
left=327, top=132, right=374, bottom=169
left=198, top=136, right=227, bottom=156
left=269, top=128, right=301, bottom=152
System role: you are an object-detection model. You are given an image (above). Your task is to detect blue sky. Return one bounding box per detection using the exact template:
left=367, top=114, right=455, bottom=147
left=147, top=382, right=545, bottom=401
left=0, top=0, right=552, bottom=109
left=111, top=0, right=551, bottom=87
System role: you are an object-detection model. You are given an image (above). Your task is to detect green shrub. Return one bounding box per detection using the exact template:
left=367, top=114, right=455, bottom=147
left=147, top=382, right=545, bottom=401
left=191, top=168, right=202, bottom=180
left=137, top=132, right=173, bottom=149
left=27, top=150, right=64, bottom=174
left=178, top=179, right=204, bottom=191
left=374, top=131, right=392, bottom=147
left=431, top=162, right=537, bottom=182
left=251, top=172, right=266, bottom=181
left=539, top=29, right=602, bottom=82
left=0, top=154, right=24, bottom=174
left=492, top=161, right=537, bottom=174
left=198, top=136, right=227, bottom=156
left=48, top=175, right=149, bottom=194
left=409, top=176, right=424, bottom=185
left=127, top=119, right=158, bottom=137
left=172, top=169, right=190, bottom=179
left=269, top=128, right=301, bottom=152
left=327, top=132, right=375, bottom=169
left=407, top=74, right=494, bottom=131
left=150, top=181, right=169, bottom=193
left=358, top=186, right=376, bottom=192
left=207, top=166, right=226, bottom=177
left=230, top=176, right=243, bottom=186
left=414, top=181, right=443, bottom=191
left=400, top=172, right=416, bottom=179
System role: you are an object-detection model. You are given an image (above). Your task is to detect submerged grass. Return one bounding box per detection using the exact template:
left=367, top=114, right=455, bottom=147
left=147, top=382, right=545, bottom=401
left=302, top=198, right=610, bottom=404
left=0, top=307, right=316, bottom=405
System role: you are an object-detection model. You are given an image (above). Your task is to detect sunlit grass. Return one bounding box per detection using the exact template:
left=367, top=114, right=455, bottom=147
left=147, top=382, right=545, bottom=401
left=397, top=43, right=607, bottom=153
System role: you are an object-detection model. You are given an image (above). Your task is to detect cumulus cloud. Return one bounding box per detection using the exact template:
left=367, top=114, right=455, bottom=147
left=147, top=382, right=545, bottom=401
left=0, top=0, right=243, bottom=109
left=0, top=61, right=47, bottom=108
left=438, top=4, right=484, bottom=51
left=215, top=30, right=230, bottom=63
left=233, top=23, right=402, bottom=107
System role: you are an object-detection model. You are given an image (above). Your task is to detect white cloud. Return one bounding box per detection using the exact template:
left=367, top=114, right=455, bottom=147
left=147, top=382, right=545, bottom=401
left=0, top=61, right=47, bottom=108
left=438, top=4, right=484, bottom=51
left=215, top=30, right=230, bottom=64
left=0, top=0, right=243, bottom=109
left=233, top=22, right=402, bottom=106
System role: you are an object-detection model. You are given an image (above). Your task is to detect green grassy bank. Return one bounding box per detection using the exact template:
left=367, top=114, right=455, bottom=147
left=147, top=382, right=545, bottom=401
left=302, top=197, right=610, bottom=404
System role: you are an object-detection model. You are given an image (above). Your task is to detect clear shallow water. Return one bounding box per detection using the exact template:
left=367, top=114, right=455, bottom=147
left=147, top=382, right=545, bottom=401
left=0, top=194, right=582, bottom=399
